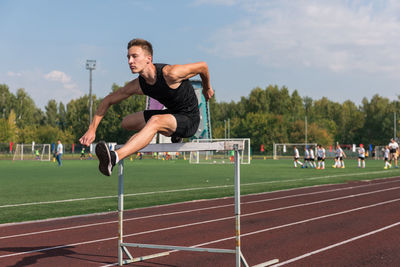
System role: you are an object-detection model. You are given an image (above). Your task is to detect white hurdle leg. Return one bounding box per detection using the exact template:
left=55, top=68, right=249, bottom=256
left=234, top=145, right=241, bottom=267
left=118, top=160, right=124, bottom=266
left=234, top=144, right=250, bottom=267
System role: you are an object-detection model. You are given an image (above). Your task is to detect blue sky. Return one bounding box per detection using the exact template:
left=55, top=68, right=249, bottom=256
left=1, top=0, right=400, bottom=109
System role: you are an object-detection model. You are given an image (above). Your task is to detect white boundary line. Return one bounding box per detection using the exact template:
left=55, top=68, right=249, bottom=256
left=1, top=185, right=400, bottom=260
left=271, top=221, right=400, bottom=266
left=1, top=170, right=399, bottom=209
left=2, top=178, right=400, bottom=239
left=0, top=180, right=400, bottom=237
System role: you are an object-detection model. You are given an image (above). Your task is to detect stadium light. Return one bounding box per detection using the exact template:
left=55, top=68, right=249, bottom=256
left=86, top=60, right=96, bottom=126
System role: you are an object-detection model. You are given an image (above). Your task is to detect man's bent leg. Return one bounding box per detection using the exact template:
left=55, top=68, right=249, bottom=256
left=116, top=114, right=177, bottom=161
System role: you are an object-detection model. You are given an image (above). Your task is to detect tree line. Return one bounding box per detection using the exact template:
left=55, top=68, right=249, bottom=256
left=0, top=83, right=399, bottom=153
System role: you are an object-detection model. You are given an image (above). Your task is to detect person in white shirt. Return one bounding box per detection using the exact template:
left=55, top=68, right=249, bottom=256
left=293, top=146, right=303, bottom=168
left=333, top=144, right=346, bottom=168
left=358, top=144, right=366, bottom=168
left=56, top=139, right=63, bottom=167
left=388, top=138, right=399, bottom=168
left=384, top=145, right=392, bottom=169
left=309, top=146, right=316, bottom=168
left=303, top=147, right=310, bottom=168
left=316, top=145, right=326, bottom=170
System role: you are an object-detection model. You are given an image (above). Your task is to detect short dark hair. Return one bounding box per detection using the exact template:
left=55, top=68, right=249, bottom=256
left=127, top=38, right=153, bottom=56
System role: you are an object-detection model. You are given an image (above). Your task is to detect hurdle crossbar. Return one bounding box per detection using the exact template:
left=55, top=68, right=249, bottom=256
left=116, top=141, right=278, bottom=266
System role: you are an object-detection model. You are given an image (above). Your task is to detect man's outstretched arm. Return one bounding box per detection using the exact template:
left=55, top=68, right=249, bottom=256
left=79, top=78, right=143, bottom=146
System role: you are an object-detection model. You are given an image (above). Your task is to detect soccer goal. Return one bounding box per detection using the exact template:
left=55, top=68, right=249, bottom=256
left=189, top=138, right=251, bottom=164
left=13, top=144, right=51, bottom=161
left=273, top=143, right=317, bottom=160
left=40, top=144, right=51, bottom=161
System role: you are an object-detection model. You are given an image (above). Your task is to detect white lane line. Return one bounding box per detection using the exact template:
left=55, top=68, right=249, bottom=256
left=2, top=179, right=400, bottom=241
left=100, top=199, right=400, bottom=267
left=2, top=171, right=399, bottom=208
left=1, top=190, right=400, bottom=260
left=271, top=221, right=400, bottom=266
left=2, top=179, right=399, bottom=240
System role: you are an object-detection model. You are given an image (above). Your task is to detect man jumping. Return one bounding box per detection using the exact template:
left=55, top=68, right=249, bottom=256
left=79, top=38, right=214, bottom=176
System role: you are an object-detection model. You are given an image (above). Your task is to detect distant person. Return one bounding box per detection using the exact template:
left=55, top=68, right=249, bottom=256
left=309, top=146, right=316, bottom=168
left=357, top=144, right=366, bottom=168
left=79, top=38, right=214, bottom=176
left=384, top=145, right=392, bottom=169
left=35, top=149, right=40, bottom=160
left=333, top=144, right=345, bottom=168
left=340, top=145, right=347, bottom=168
left=316, top=145, right=326, bottom=170
left=302, top=147, right=310, bottom=168
left=80, top=147, right=86, bottom=160
left=56, top=139, right=63, bottom=167
left=293, top=146, right=303, bottom=168
left=388, top=138, right=399, bottom=168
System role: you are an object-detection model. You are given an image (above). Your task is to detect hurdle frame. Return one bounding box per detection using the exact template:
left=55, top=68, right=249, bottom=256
left=116, top=141, right=278, bottom=266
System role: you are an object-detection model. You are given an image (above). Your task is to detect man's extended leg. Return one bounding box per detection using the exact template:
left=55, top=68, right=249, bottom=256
left=117, top=114, right=177, bottom=160
left=96, top=113, right=177, bottom=176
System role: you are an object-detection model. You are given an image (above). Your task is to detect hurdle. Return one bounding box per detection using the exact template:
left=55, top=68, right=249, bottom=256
left=116, top=140, right=278, bottom=267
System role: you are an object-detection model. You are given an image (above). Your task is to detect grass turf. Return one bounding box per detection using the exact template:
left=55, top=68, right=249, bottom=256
left=0, top=158, right=399, bottom=224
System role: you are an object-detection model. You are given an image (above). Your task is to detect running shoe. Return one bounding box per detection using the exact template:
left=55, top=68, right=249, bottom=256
left=95, top=141, right=116, bottom=176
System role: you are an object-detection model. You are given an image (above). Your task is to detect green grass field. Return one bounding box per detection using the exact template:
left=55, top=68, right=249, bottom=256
left=1, top=158, right=399, bottom=224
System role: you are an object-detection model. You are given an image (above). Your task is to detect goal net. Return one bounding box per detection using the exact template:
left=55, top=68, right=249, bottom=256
left=273, top=143, right=317, bottom=160
left=189, top=138, right=251, bottom=164
left=13, top=144, right=51, bottom=161
left=40, top=144, right=51, bottom=161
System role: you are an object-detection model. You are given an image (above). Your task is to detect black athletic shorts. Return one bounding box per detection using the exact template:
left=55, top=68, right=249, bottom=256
left=143, top=109, right=200, bottom=138
left=358, top=156, right=365, bottom=160
left=390, top=149, right=397, bottom=154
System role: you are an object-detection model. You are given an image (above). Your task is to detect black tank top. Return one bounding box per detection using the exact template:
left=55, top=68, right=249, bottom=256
left=139, top=63, right=199, bottom=115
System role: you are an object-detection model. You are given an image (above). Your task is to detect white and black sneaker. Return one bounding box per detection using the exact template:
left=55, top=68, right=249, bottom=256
left=95, top=141, right=116, bottom=176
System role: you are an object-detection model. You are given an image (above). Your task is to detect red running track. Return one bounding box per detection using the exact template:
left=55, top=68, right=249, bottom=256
left=2, top=176, right=400, bottom=267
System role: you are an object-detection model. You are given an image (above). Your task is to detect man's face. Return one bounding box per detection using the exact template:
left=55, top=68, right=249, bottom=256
left=127, top=46, right=152, bottom=73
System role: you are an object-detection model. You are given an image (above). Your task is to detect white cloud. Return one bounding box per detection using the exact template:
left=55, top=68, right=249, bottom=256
left=44, top=70, right=72, bottom=84
left=44, top=70, right=80, bottom=93
left=2, top=69, right=84, bottom=109
left=207, top=0, right=400, bottom=77
left=7, top=71, right=22, bottom=77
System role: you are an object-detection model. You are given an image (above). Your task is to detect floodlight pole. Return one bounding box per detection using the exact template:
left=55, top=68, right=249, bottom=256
left=228, top=118, right=230, bottom=139
left=395, top=112, right=397, bottom=139
left=224, top=120, right=227, bottom=139
left=305, top=116, right=308, bottom=145
left=86, top=60, right=96, bottom=126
